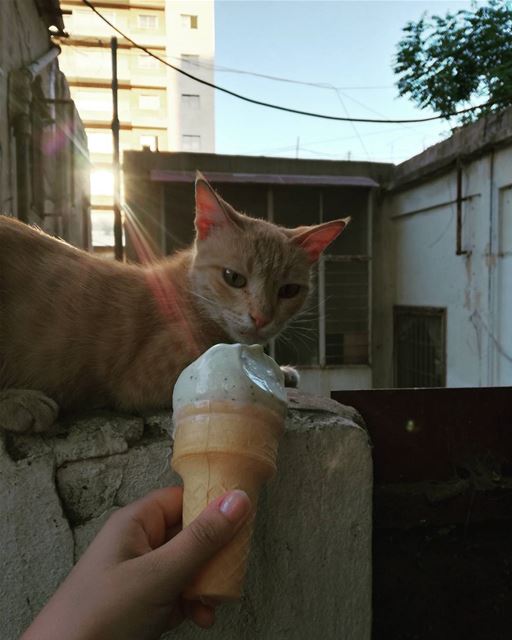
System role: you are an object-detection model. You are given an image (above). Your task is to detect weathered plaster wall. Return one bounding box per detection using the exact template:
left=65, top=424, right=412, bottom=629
left=0, top=0, right=49, bottom=214
left=374, top=109, right=512, bottom=388
left=1, top=394, right=372, bottom=640
left=0, top=0, right=90, bottom=248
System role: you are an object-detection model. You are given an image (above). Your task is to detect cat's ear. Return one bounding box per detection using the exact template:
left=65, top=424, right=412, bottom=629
left=195, top=172, right=240, bottom=240
left=291, top=217, right=351, bottom=262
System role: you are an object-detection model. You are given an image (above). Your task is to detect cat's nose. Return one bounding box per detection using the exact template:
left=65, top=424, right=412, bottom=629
left=250, top=313, right=271, bottom=329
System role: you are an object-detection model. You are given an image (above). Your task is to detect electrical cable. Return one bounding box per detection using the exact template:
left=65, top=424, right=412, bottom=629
left=80, top=0, right=507, bottom=125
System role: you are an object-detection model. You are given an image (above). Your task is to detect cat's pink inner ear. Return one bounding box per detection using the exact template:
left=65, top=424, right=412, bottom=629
left=195, top=179, right=229, bottom=240
left=293, top=218, right=350, bottom=262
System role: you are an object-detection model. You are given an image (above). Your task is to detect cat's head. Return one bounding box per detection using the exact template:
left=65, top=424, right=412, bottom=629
left=190, top=172, right=350, bottom=345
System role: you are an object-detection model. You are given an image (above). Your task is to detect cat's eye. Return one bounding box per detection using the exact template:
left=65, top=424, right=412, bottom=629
left=223, top=268, right=247, bottom=288
left=278, top=284, right=301, bottom=299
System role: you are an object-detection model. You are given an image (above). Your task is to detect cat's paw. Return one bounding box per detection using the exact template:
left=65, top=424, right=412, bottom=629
left=280, top=365, right=300, bottom=388
left=0, top=390, right=59, bottom=433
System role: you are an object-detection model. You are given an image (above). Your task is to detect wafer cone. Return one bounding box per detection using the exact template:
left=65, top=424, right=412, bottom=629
left=171, top=399, right=285, bottom=602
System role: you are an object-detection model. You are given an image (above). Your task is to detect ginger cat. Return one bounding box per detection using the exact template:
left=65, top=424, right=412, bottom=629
left=0, top=174, right=349, bottom=432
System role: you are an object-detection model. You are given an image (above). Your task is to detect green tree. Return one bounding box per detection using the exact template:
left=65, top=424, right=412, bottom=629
left=394, top=0, right=512, bottom=122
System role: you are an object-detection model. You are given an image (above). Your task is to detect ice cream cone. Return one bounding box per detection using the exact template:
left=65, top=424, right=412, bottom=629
left=171, top=399, right=285, bottom=602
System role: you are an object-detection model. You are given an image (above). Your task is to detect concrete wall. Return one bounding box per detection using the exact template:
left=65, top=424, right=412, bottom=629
left=0, top=393, right=372, bottom=640
left=0, top=0, right=90, bottom=248
left=299, top=366, right=372, bottom=396
left=374, top=108, right=512, bottom=388
left=165, top=0, right=215, bottom=153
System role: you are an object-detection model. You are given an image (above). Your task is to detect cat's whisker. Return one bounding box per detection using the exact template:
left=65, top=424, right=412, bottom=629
left=287, top=318, right=317, bottom=327
left=288, top=330, right=317, bottom=342
left=300, top=293, right=337, bottom=314
left=188, top=290, right=220, bottom=308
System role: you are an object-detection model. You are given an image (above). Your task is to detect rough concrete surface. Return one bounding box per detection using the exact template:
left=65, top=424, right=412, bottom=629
left=0, top=394, right=372, bottom=640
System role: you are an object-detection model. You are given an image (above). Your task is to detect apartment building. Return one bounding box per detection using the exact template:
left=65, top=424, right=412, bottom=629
left=57, top=0, right=215, bottom=246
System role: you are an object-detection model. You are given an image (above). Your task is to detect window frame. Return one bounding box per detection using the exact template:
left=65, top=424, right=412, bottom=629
left=181, top=134, right=201, bottom=152
left=393, top=305, right=447, bottom=388
left=180, top=14, right=198, bottom=29
left=269, top=187, right=373, bottom=367
left=138, top=94, right=161, bottom=110
left=181, top=93, right=201, bottom=110
left=138, top=14, right=158, bottom=30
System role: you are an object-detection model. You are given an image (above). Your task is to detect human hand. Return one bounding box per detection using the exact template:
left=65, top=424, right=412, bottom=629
left=21, top=486, right=251, bottom=640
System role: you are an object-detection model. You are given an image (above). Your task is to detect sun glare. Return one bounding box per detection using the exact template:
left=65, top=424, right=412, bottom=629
left=90, top=169, right=114, bottom=197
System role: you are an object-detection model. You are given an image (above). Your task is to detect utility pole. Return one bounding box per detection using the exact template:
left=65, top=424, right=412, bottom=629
left=111, top=37, right=123, bottom=261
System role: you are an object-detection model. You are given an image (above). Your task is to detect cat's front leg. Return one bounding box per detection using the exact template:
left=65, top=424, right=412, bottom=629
left=0, top=389, right=59, bottom=433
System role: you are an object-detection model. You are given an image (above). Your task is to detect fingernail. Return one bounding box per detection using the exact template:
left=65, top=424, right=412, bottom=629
left=219, top=490, right=250, bottom=523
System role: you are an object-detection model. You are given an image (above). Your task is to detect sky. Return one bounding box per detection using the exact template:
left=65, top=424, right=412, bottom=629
left=211, top=0, right=483, bottom=165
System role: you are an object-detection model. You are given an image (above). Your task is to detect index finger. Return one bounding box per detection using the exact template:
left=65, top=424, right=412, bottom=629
left=120, top=486, right=184, bottom=549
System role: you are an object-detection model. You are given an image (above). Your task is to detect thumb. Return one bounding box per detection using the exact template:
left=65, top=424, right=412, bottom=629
left=146, top=490, right=251, bottom=598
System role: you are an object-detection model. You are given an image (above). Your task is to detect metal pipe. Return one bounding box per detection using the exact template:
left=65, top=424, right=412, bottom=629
left=487, top=149, right=497, bottom=386
left=267, top=186, right=276, bottom=359
left=455, top=160, right=467, bottom=255
left=26, top=45, right=61, bottom=81
left=14, top=114, right=31, bottom=223
left=10, top=45, right=62, bottom=222
left=111, top=37, right=123, bottom=261
left=318, top=191, right=326, bottom=367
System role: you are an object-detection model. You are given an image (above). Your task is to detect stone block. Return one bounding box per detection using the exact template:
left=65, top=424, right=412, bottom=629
left=0, top=444, right=74, bottom=639
left=57, top=454, right=128, bottom=525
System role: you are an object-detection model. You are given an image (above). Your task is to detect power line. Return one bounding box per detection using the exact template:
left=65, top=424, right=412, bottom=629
left=80, top=0, right=506, bottom=125
left=170, top=55, right=394, bottom=91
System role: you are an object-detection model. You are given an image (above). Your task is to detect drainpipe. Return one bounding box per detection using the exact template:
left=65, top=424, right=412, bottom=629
left=487, top=148, right=496, bottom=386
left=8, top=45, right=61, bottom=222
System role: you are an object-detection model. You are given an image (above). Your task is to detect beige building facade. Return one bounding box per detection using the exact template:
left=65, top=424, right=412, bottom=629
left=58, top=0, right=215, bottom=246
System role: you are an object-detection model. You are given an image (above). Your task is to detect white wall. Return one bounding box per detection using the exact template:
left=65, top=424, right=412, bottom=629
left=299, top=367, right=372, bottom=396
left=375, top=147, right=512, bottom=388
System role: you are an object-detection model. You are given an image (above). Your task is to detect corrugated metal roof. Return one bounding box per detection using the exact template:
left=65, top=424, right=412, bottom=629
left=150, top=169, right=379, bottom=188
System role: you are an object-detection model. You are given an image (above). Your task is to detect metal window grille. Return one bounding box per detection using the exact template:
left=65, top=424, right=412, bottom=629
left=393, top=306, right=446, bottom=388
left=272, top=186, right=371, bottom=367
left=324, top=258, right=369, bottom=365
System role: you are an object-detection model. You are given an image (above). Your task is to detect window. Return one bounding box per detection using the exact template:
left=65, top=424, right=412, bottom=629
left=138, top=54, right=158, bottom=69
left=499, top=185, right=512, bottom=255
left=91, top=210, right=115, bottom=247
left=181, top=94, right=200, bottom=110
left=181, top=54, right=199, bottom=66
left=74, top=90, right=111, bottom=113
left=76, top=49, right=111, bottom=78
left=140, top=135, right=158, bottom=151
left=324, top=261, right=369, bottom=365
left=90, top=170, right=114, bottom=197
left=138, top=14, right=157, bottom=29
left=71, top=9, right=116, bottom=35
left=394, top=306, right=446, bottom=387
left=138, top=94, right=160, bottom=110
left=87, top=132, right=113, bottom=154
left=180, top=14, right=198, bottom=29
left=182, top=135, right=201, bottom=151
left=273, top=186, right=371, bottom=367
